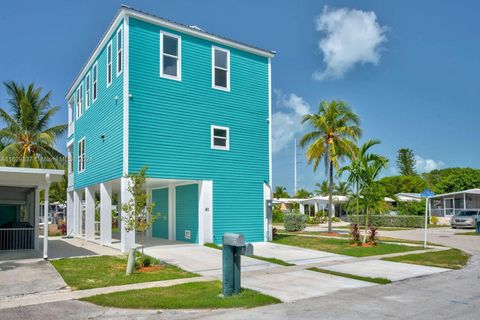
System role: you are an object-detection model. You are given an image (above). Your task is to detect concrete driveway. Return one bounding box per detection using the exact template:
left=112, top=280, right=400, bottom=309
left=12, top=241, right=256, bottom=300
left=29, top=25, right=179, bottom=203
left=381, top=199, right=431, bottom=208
left=0, top=259, right=67, bottom=298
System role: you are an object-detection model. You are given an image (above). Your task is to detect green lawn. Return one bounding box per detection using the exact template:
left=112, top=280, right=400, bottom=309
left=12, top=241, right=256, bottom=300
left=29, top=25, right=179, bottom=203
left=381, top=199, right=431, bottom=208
left=204, top=243, right=294, bottom=266
left=308, top=267, right=391, bottom=284
left=80, top=280, right=280, bottom=309
left=51, top=255, right=197, bottom=290
left=383, top=249, right=470, bottom=270
left=273, top=234, right=424, bottom=257
left=455, top=231, right=479, bottom=236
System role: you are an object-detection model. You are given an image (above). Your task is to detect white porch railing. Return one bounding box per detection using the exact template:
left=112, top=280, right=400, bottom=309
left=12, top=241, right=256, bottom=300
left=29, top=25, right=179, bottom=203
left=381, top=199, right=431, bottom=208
left=431, top=208, right=480, bottom=217
left=0, top=228, right=35, bottom=250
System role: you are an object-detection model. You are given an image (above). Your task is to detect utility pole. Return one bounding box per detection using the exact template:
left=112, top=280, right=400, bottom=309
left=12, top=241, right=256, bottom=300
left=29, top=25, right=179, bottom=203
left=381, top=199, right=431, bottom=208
left=294, top=138, right=297, bottom=195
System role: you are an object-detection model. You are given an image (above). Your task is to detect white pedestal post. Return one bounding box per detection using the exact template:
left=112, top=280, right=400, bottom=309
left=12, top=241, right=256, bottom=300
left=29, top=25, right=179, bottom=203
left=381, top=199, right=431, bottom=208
left=100, top=182, right=112, bottom=245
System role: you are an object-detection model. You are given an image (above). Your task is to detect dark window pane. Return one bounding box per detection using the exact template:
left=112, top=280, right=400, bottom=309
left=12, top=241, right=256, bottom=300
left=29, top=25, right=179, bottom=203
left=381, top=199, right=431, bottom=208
left=214, top=137, right=227, bottom=147
left=163, top=56, right=178, bottom=76
left=163, top=35, right=178, bottom=56
left=215, top=68, right=227, bottom=87
left=215, top=49, right=227, bottom=68
left=214, top=128, right=227, bottom=137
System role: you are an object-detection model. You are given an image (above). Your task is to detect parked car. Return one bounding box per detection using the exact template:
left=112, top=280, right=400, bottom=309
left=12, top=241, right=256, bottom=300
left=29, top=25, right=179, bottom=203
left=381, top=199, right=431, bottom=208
left=450, top=210, right=479, bottom=229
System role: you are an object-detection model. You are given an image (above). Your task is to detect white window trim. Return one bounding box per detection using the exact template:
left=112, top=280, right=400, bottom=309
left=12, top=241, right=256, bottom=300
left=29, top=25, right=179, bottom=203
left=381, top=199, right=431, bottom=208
left=116, top=26, right=123, bottom=76
left=106, top=41, right=113, bottom=87
left=92, top=62, right=98, bottom=102
left=78, top=138, right=86, bottom=173
left=160, top=31, right=182, bottom=81
left=212, top=46, right=230, bottom=92
left=85, top=72, right=91, bottom=110
left=75, top=84, right=83, bottom=119
left=211, top=125, right=230, bottom=151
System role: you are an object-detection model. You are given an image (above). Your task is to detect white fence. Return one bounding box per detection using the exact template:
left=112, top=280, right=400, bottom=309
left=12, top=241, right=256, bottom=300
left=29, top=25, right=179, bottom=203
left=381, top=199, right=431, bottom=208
left=0, top=228, right=35, bottom=250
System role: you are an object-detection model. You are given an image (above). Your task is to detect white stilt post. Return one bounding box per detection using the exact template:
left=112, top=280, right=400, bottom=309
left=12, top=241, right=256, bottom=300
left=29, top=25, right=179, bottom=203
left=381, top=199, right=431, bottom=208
left=120, top=177, right=135, bottom=253
left=66, top=191, right=74, bottom=236
left=34, top=187, right=40, bottom=250
left=100, top=182, right=112, bottom=245
left=85, top=186, right=95, bottom=241
left=43, top=174, right=50, bottom=260
left=74, top=190, right=82, bottom=236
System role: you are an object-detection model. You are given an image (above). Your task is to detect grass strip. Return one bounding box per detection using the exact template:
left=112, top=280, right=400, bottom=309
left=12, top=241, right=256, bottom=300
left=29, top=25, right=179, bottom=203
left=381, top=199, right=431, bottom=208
left=80, top=280, right=280, bottom=309
left=308, top=267, right=391, bottom=284
left=383, top=248, right=470, bottom=270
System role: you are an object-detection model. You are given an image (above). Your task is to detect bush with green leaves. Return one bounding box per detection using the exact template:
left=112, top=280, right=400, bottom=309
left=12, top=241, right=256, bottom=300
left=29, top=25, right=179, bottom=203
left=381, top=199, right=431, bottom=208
left=284, top=213, right=306, bottom=232
left=272, top=205, right=284, bottom=223
left=430, top=216, right=439, bottom=225
left=306, top=216, right=320, bottom=224
left=347, top=214, right=424, bottom=228
left=397, top=200, right=425, bottom=215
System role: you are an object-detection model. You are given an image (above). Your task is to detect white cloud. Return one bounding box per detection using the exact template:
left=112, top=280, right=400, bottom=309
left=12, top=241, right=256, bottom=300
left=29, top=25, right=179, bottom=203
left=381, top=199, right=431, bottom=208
left=272, top=90, right=311, bottom=153
left=313, top=6, right=388, bottom=81
left=415, top=155, right=444, bottom=173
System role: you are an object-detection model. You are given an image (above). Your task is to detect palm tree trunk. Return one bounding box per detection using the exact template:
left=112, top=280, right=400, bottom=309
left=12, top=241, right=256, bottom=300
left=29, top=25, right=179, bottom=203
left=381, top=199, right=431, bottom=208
left=355, top=181, right=359, bottom=225
left=328, top=160, right=334, bottom=233
left=363, top=208, right=369, bottom=243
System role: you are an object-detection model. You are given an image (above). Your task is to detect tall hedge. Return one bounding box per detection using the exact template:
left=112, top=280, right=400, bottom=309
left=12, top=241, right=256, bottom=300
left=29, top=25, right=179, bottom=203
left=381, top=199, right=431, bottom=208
left=347, top=215, right=424, bottom=228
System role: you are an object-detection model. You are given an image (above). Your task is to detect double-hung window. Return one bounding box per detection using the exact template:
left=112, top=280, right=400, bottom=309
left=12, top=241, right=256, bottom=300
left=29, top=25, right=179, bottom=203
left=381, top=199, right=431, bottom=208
left=116, top=27, right=123, bottom=76
left=211, top=125, right=229, bottom=150
left=85, top=73, right=90, bottom=109
left=76, top=84, right=83, bottom=119
left=107, top=41, right=112, bottom=86
left=92, top=62, right=98, bottom=102
left=212, top=47, right=230, bottom=91
left=78, top=138, right=86, bottom=173
left=160, top=32, right=181, bottom=80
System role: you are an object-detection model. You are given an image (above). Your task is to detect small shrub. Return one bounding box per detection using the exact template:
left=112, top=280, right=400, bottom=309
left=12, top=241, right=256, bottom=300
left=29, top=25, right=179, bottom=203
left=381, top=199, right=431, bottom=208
left=316, top=210, right=327, bottom=218
left=135, top=254, right=159, bottom=269
left=367, top=226, right=378, bottom=245
left=284, top=213, right=306, bottom=232
left=306, top=216, right=320, bottom=224
left=58, top=222, right=67, bottom=235
left=272, top=227, right=278, bottom=238
left=350, top=224, right=361, bottom=245
left=431, top=216, right=439, bottom=225
left=332, top=217, right=341, bottom=223
left=272, top=205, right=284, bottom=223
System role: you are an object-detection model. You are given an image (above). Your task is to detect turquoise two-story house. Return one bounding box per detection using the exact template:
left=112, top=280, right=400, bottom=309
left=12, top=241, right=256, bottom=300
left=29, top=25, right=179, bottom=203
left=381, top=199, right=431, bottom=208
left=65, top=6, right=275, bottom=252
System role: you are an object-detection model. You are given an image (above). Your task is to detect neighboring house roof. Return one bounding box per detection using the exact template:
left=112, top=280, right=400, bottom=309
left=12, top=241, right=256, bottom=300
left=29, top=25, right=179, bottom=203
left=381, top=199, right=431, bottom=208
left=66, top=5, right=276, bottom=98
left=0, top=167, right=64, bottom=187
left=394, top=193, right=422, bottom=202
left=428, top=188, right=480, bottom=199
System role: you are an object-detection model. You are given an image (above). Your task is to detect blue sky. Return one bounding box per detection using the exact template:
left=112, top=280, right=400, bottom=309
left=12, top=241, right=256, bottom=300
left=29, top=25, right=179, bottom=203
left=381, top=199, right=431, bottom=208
left=1, top=0, right=479, bottom=194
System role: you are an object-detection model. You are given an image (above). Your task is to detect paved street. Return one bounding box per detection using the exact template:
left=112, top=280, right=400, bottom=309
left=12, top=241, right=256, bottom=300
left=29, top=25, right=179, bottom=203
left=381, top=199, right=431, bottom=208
left=1, top=227, right=478, bottom=319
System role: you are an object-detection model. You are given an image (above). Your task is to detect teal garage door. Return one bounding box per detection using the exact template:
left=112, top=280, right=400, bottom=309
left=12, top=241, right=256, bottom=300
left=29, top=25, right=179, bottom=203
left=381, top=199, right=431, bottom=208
left=152, top=188, right=169, bottom=239
left=175, top=184, right=198, bottom=243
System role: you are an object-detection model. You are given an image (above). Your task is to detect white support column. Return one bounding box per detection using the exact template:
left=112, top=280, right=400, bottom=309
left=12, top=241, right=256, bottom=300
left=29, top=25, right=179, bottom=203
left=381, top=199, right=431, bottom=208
left=198, top=181, right=213, bottom=244
left=85, top=186, right=95, bottom=241
left=66, top=191, right=74, bottom=236
left=120, top=177, right=135, bottom=253
left=168, top=185, right=176, bottom=241
left=74, top=190, right=82, bottom=236
left=100, top=182, right=112, bottom=245
left=43, top=174, right=50, bottom=259
left=34, top=187, right=40, bottom=250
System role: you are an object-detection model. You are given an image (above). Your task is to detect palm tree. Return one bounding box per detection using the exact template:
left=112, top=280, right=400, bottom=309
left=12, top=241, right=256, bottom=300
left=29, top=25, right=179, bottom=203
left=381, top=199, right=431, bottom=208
left=0, top=81, right=67, bottom=168
left=273, top=186, right=290, bottom=198
left=340, top=139, right=388, bottom=241
left=294, top=188, right=311, bottom=199
left=334, top=181, right=351, bottom=195
left=300, top=100, right=361, bottom=232
left=314, top=181, right=329, bottom=195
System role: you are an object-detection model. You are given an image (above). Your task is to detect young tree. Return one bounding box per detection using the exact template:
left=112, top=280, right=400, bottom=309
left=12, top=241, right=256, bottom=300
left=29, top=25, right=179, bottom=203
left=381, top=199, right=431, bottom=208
left=396, top=148, right=416, bottom=176
left=300, top=100, right=361, bottom=232
left=121, top=167, right=158, bottom=256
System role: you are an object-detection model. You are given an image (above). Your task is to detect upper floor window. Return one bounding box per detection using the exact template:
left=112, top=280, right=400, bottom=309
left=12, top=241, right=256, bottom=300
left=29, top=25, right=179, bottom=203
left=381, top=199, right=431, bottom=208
left=78, top=138, right=86, bottom=173
left=116, top=27, right=123, bottom=76
left=211, top=125, right=229, bottom=150
left=76, top=84, right=83, bottom=119
left=85, top=73, right=91, bottom=109
left=160, top=32, right=181, bottom=80
left=92, top=62, right=98, bottom=102
left=107, top=41, right=112, bottom=86
left=212, top=47, right=230, bottom=91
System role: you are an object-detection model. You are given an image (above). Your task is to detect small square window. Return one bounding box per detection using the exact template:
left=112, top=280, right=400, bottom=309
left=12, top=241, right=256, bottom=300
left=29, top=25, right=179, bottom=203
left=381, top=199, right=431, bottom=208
left=211, top=125, right=229, bottom=150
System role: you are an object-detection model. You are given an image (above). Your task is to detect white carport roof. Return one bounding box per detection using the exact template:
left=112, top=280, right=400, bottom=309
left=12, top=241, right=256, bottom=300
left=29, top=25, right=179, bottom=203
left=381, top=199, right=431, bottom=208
left=0, top=167, right=64, bottom=187
left=428, top=188, right=480, bottom=199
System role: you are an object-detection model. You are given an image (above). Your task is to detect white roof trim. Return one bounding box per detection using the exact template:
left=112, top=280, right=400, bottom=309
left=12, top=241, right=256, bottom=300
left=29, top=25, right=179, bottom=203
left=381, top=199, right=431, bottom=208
left=0, top=167, right=64, bottom=176
left=66, top=7, right=275, bottom=98
left=429, top=188, right=480, bottom=198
